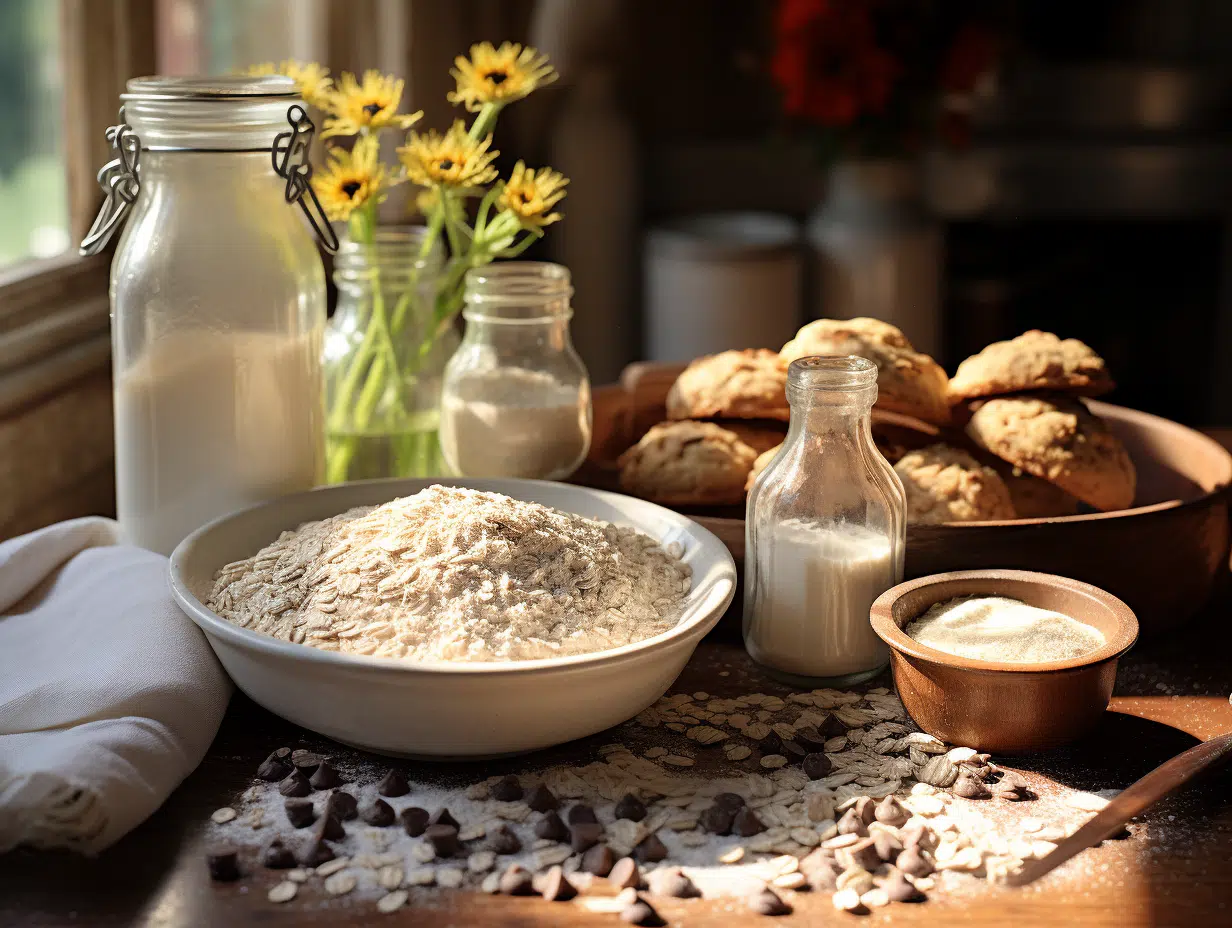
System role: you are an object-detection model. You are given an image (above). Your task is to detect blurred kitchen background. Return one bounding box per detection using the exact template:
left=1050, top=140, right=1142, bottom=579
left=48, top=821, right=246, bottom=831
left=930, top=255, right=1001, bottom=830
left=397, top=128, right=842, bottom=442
left=5, top=0, right=1232, bottom=423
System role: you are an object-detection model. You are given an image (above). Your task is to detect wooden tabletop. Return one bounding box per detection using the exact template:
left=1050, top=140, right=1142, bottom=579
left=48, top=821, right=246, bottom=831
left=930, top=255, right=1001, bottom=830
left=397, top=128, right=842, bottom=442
left=2, top=605, right=1230, bottom=928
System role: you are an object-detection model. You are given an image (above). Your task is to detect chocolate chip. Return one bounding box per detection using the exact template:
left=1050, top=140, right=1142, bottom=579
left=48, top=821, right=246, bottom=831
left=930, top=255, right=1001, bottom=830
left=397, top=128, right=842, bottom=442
left=713, top=792, right=746, bottom=812
left=291, top=750, right=322, bottom=774
left=284, top=798, right=315, bottom=828
left=900, top=820, right=933, bottom=850
left=206, top=846, right=240, bottom=882
left=525, top=784, right=559, bottom=812
left=854, top=796, right=877, bottom=824
left=299, top=839, right=335, bottom=867
left=620, top=894, right=665, bottom=927
left=800, top=848, right=840, bottom=890
left=819, top=714, right=847, bottom=738
left=540, top=864, right=578, bottom=901
left=837, top=808, right=868, bottom=836
left=795, top=725, right=826, bottom=747
left=376, top=769, right=409, bottom=797
left=400, top=806, right=429, bottom=837
left=325, top=790, right=358, bottom=821
left=874, top=796, right=909, bottom=827
left=278, top=771, right=312, bottom=797
left=847, top=836, right=882, bottom=872
left=874, top=829, right=903, bottom=863
left=896, top=846, right=934, bottom=878
left=808, top=863, right=839, bottom=891
left=534, top=810, right=570, bottom=843
left=581, top=844, right=616, bottom=876
left=257, top=748, right=292, bottom=782
left=758, top=731, right=784, bottom=755
left=491, top=774, right=523, bottom=802
left=428, top=808, right=459, bottom=830
left=361, top=798, right=395, bottom=827
left=614, top=793, right=647, bottom=822
left=648, top=866, right=700, bottom=898
left=953, top=773, right=991, bottom=800
left=609, top=856, right=643, bottom=889
left=315, top=812, right=345, bottom=841
left=993, top=770, right=1033, bottom=800
left=731, top=807, right=766, bottom=837
left=262, top=838, right=296, bottom=870
left=426, top=823, right=460, bottom=858
left=700, top=805, right=734, bottom=835
left=803, top=752, right=832, bottom=780
left=308, top=761, right=340, bottom=790
left=885, top=870, right=925, bottom=902
left=570, top=822, right=603, bottom=853
left=567, top=803, right=597, bottom=825
left=781, top=739, right=807, bottom=759
left=633, top=832, right=668, bottom=863
left=748, top=887, right=792, bottom=916
left=488, top=824, right=522, bottom=855
left=498, top=863, right=536, bottom=896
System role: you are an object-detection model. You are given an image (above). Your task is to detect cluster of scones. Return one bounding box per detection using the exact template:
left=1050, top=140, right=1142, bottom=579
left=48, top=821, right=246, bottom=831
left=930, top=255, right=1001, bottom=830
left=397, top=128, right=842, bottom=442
left=617, top=318, right=1137, bottom=523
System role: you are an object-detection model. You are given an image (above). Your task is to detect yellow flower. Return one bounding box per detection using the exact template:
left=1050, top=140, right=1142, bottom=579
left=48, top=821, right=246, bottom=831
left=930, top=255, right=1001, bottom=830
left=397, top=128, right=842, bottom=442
left=498, top=161, right=568, bottom=228
left=248, top=60, right=333, bottom=109
left=448, top=42, right=557, bottom=112
left=312, top=136, right=387, bottom=222
left=398, top=120, right=498, bottom=188
left=321, top=70, right=422, bottom=138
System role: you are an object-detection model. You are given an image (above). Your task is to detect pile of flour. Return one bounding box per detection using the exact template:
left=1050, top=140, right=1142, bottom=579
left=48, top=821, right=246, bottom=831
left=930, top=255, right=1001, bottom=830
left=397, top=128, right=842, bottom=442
left=207, top=485, right=691, bottom=662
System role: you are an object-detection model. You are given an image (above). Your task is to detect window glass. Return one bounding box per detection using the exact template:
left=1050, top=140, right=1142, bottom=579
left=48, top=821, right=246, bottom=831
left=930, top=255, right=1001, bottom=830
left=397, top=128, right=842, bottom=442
left=0, top=0, right=69, bottom=267
left=158, top=0, right=321, bottom=75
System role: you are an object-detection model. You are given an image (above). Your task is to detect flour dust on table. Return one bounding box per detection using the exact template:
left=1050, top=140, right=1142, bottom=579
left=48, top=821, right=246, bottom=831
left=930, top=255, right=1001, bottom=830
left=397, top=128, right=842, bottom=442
left=206, top=684, right=1123, bottom=919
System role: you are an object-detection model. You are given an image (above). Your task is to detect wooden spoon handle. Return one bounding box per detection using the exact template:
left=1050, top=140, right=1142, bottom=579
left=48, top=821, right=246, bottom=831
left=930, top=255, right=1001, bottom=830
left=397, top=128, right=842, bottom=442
left=1009, top=731, right=1232, bottom=886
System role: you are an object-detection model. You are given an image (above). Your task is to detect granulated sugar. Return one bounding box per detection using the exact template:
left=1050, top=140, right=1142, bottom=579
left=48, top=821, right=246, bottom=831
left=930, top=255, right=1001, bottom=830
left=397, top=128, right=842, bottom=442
left=207, top=485, right=691, bottom=661
left=906, top=595, right=1106, bottom=663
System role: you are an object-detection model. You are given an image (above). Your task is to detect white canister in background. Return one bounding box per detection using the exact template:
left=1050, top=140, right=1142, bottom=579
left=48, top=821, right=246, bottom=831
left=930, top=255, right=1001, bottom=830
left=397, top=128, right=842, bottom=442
left=645, top=213, right=802, bottom=362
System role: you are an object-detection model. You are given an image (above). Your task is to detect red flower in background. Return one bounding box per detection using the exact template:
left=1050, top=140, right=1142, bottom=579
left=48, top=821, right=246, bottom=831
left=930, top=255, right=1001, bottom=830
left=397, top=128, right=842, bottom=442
left=938, top=24, right=1000, bottom=148
left=771, top=0, right=899, bottom=128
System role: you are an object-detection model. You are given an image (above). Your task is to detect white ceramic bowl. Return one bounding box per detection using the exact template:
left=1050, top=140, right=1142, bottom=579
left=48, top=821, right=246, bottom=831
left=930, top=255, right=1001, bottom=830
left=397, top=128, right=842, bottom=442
left=170, top=477, right=737, bottom=759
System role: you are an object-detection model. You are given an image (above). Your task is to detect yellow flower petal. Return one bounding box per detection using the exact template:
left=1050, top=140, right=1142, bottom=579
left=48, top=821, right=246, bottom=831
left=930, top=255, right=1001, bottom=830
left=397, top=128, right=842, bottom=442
left=312, top=136, right=387, bottom=222
left=448, top=42, right=557, bottom=112
left=497, top=160, right=568, bottom=228
left=320, top=69, right=422, bottom=137
left=398, top=120, right=499, bottom=188
left=247, top=60, right=333, bottom=109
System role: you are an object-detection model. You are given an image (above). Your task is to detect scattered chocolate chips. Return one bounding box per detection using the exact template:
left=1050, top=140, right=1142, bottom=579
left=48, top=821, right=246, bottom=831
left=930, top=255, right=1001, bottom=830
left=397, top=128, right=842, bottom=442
left=700, top=805, right=734, bottom=835
left=491, top=774, right=523, bottom=802
left=399, top=806, right=429, bottom=837
left=360, top=798, right=395, bottom=827
left=731, top=807, right=766, bottom=837
left=315, top=812, right=346, bottom=841
left=498, top=863, right=537, bottom=896
left=795, top=725, right=826, bottom=748
left=278, top=771, right=312, bottom=798
left=874, top=829, right=904, bottom=863
left=896, top=846, right=934, bottom=878
left=299, top=839, right=335, bottom=867
left=290, top=750, right=322, bottom=774
left=614, top=793, right=647, bottom=822
left=534, top=810, right=570, bottom=843
left=540, top=865, right=578, bottom=902
left=425, top=823, right=460, bottom=858
left=567, top=803, right=597, bottom=825
left=713, top=792, right=746, bottom=813
left=525, top=784, right=559, bottom=812
left=847, top=836, right=882, bottom=872
left=570, top=822, right=604, bottom=853
left=748, top=887, right=792, bottom=916
left=325, top=790, right=358, bottom=821
left=885, top=870, right=926, bottom=903
left=257, top=748, right=292, bottom=782
left=205, top=846, right=240, bottom=882
left=900, top=820, right=933, bottom=850
left=874, top=796, right=909, bottom=827
left=819, top=714, right=847, bottom=738
left=261, top=838, right=296, bottom=870
left=648, top=866, right=700, bottom=899
left=619, top=893, right=665, bottom=927
left=609, top=857, right=643, bottom=889
left=284, top=798, right=315, bottom=828
left=581, top=844, right=616, bottom=876
left=758, top=732, right=784, bottom=756
left=488, top=824, right=522, bottom=855
left=780, top=739, right=807, bottom=759
left=376, top=769, right=409, bottom=797
left=633, top=832, right=668, bottom=863
left=428, top=808, right=459, bottom=830
left=803, top=752, right=832, bottom=780
left=837, top=808, right=868, bottom=837
left=308, top=761, right=340, bottom=790
left=800, top=848, right=840, bottom=890
left=993, top=770, right=1033, bottom=801
left=953, top=773, right=992, bottom=800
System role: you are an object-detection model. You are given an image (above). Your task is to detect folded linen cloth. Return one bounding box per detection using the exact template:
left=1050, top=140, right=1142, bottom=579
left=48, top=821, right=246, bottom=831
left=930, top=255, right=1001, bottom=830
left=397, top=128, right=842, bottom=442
left=0, top=517, right=231, bottom=854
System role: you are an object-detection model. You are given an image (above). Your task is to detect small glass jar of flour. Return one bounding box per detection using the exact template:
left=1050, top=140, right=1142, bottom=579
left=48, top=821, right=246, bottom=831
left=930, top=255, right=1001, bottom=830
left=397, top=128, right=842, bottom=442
left=440, top=262, right=592, bottom=480
left=743, top=356, right=906, bottom=686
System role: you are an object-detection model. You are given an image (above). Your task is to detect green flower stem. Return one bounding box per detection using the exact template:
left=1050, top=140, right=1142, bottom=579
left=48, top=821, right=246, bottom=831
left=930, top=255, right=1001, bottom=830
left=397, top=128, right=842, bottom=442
left=468, top=102, right=503, bottom=142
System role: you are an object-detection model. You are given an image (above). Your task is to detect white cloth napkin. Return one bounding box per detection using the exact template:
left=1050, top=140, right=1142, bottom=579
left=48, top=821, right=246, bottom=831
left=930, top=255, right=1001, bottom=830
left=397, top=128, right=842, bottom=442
left=0, top=517, right=231, bottom=854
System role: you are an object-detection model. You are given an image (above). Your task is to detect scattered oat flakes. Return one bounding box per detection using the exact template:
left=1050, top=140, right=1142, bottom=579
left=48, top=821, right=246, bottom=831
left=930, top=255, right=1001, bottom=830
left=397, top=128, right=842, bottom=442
left=724, top=744, right=752, bottom=761
left=324, top=871, right=358, bottom=896
left=437, top=867, right=465, bottom=888
left=645, top=746, right=668, bottom=758
left=411, top=843, right=435, bottom=863
left=773, top=872, right=807, bottom=890
left=662, top=754, right=695, bottom=767
left=377, top=890, right=408, bottom=914
left=468, top=851, right=496, bottom=873
left=760, top=754, right=788, bottom=770
left=210, top=807, right=237, bottom=824
left=267, top=881, right=298, bottom=903
left=286, top=869, right=311, bottom=883
left=1066, top=792, right=1111, bottom=812
left=719, top=847, right=745, bottom=864
left=377, top=865, right=403, bottom=890
left=406, top=867, right=436, bottom=886
left=316, top=857, right=351, bottom=878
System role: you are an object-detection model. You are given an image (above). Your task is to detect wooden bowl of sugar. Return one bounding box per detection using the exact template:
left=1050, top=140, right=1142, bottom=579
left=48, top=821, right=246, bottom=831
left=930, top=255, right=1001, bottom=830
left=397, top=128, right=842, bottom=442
left=870, top=570, right=1139, bottom=754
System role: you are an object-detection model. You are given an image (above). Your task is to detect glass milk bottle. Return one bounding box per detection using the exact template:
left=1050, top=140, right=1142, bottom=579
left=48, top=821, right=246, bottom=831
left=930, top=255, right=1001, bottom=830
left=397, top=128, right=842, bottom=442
left=440, top=262, right=592, bottom=480
left=81, top=76, right=332, bottom=555
left=744, top=356, right=906, bottom=685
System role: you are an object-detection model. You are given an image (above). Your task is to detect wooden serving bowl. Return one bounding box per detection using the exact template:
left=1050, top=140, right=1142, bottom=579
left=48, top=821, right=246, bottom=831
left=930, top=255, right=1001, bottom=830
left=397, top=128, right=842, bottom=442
left=582, top=363, right=1232, bottom=635
left=870, top=570, right=1139, bottom=754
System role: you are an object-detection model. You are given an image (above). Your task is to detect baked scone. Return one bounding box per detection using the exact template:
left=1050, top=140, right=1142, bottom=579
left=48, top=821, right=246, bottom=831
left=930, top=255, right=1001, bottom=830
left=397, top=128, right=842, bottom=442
left=618, top=421, right=770, bottom=506
left=780, top=317, right=951, bottom=425
left=965, top=394, right=1136, bottom=512
left=746, top=443, right=783, bottom=490
left=893, top=443, right=1016, bottom=524
left=994, top=461, right=1083, bottom=519
left=667, top=349, right=790, bottom=422
left=948, top=330, right=1114, bottom=404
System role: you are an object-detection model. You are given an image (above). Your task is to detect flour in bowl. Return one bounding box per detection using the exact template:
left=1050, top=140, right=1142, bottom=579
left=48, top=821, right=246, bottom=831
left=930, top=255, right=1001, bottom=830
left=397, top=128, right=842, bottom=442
left=207, top=485, right=692, bottom=661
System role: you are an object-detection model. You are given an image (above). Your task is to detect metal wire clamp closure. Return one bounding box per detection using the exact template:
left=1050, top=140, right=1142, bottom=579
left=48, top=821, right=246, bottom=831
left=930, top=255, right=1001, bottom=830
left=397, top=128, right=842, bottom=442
left=79, top=104, right=339, bottom=256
